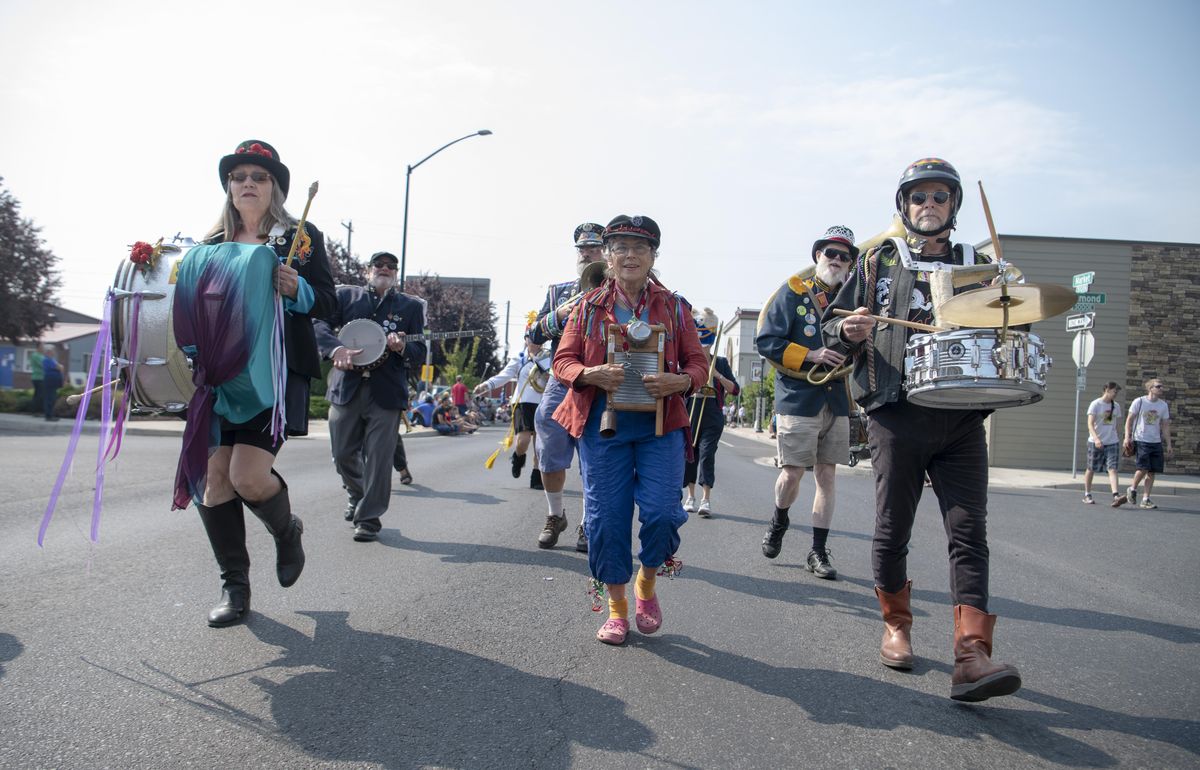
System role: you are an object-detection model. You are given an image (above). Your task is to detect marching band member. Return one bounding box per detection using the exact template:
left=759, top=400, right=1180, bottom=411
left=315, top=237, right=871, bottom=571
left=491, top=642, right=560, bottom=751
left=682, top=308, right=739, bottom=517
left=313, top=251, right=426, bottom=542
left=756, top=226, right=856, bottom=579
left=528, top=223, right=606, bottom=551
left=553, top=215, right=708, bottom=645
left=476, top=332, right=551, bottom=488
left=178, top=139, right=336, bottom=627
left=824, top=158, right=1022, bottom=701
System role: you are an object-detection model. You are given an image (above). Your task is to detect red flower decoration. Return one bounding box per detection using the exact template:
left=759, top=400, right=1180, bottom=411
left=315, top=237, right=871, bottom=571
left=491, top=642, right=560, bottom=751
left=130, top=241, right=154, bottom=264
left=235, top=142, right=274, bottom=159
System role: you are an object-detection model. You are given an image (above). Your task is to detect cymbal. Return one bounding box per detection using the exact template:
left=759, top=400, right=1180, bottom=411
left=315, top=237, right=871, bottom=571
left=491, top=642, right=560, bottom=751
left=938, top=283, right=1078, bottom=327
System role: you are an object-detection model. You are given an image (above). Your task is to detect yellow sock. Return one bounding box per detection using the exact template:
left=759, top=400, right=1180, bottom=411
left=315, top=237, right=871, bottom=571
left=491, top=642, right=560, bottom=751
left=608, top=596, right=628, bottom=620
left=635, top=566, right=657, bottom=600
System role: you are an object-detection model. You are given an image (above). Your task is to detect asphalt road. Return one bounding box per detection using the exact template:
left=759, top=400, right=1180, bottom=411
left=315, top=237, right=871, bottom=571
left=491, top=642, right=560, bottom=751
left=1, top=425, right=1197, bottom=769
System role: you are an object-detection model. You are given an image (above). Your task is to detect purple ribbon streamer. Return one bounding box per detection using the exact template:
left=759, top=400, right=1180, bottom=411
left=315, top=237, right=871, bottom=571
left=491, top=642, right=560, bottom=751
left=39, top=292, right=114, bottom=546
left=103, top=294, right=140, bottom=463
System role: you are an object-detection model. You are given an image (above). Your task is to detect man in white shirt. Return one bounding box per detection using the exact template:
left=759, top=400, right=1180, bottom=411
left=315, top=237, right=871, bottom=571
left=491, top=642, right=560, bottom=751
left=1083, top=382, right=1125, bottom=507
left=1123, top=378, right=1173, bottom=509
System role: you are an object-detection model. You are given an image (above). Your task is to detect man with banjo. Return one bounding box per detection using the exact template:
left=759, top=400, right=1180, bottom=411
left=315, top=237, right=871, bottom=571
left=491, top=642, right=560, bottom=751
left=314, top=250, right=426, bottom=542
left=824, top=158, right=1029, bottom=702
left=756, top=225, right=857, bottom=580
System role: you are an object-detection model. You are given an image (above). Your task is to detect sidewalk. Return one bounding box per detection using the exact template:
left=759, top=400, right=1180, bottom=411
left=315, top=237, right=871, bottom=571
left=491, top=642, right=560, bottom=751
left=0, top=412, right=440, bottom=441
left=725, top=424, right=1200, bottom=497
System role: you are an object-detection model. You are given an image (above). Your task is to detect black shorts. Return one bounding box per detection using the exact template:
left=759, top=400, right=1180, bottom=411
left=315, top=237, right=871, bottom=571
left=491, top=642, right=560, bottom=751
left=514, top=402, right=538, bottom=433
left=219, top=408, right=284, bottom=455
left=1135, top=441, right=1164, bottom=473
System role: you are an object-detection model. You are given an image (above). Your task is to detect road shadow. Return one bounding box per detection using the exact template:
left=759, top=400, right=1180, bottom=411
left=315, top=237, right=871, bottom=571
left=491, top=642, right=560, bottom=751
left=236, top=612, right=654, bottom=769
left=392, top=485, right=506, bottom=506
left=0, top=632, right=22, bottom=680
left=680, top=563, right=903, bottom=620
left=380, top=532, right=591, bottom=578
left=833, top=575, right=1200, bottom=645
left=645, top=634, right=1199, bottom=766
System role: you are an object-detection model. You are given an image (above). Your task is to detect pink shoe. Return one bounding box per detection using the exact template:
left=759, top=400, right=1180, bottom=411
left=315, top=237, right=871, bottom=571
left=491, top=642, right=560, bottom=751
left=635, top=595, right=662, bottom=634
left=597, top=618, right=629, bottom=645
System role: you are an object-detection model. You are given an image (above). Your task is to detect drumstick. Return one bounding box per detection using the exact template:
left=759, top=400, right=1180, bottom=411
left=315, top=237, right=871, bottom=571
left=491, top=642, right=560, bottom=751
left=285, top=181, right=319, bottom=267
left=66, top=381, right=119, bottom=405
left=832, top=308, right=946, bottom=333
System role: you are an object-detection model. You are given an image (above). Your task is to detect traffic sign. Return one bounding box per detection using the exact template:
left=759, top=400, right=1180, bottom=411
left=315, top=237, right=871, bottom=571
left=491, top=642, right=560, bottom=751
left=1065, top=312, right=1095, bottom=332
left=1071, top=330, right=1095, bottom=368
left=751, top=361, right=763, bottom=382
left=1076, top=367, right=1087, bottom=391
left=1072, top=271, right=1095, bottom=291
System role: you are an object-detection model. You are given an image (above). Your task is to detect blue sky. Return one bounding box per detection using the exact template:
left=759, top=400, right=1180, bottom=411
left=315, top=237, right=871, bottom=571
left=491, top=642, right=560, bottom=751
left=2, top=0, right=1196, bottom=347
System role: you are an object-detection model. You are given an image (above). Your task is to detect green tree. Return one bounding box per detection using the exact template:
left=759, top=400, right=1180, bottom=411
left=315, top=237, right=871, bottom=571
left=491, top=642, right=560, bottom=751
left=0, top=177, right=61, bottom=342
left=326, top=237, right=366, bottom=286
left=741, top=365, right=775, bottom=429
left=404, top=273, right=501, bottom=381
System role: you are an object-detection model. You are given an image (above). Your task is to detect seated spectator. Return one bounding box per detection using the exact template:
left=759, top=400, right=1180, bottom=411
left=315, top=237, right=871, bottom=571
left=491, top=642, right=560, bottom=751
left=433, top=396, right=477, bottom=435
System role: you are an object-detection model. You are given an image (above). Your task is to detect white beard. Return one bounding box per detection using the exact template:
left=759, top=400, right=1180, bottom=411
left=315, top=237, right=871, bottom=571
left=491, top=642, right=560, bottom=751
left=370, top=275, right=396, bottom=292
left=814, top=262, right=844, bottom=288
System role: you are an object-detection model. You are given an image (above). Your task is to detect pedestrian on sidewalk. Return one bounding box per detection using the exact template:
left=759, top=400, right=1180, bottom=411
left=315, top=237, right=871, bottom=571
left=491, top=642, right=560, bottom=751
left=1083, top=381, right=1126, bottom=507
left=1124, top=378, right=1173, bottom=510
left=40, top=345, right=63, bottom=421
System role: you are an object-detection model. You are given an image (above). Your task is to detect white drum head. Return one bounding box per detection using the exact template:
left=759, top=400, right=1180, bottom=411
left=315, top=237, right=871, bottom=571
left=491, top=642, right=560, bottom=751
left=338, top=318, right=387, bottom=367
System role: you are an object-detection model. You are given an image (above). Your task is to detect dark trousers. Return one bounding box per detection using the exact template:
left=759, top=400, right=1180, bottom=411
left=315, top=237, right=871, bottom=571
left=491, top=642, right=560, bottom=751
left=393, top=434, right=408, bottom=472
left=683, top=398, right=724, bottom=488
left=329, top=384, right=402, bottom=525
left=868, top=400, right=990, bottom=611
left=42, top=375, right=62, bottom=418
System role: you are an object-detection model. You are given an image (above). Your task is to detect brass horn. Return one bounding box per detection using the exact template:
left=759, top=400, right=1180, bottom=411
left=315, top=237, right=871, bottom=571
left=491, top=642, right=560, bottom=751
left=855, top=213, right=909, bottom=255
left=557, top=260, right=607, bottom=310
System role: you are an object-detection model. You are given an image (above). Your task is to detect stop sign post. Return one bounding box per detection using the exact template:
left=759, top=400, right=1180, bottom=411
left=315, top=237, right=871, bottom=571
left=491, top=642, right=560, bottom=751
left=1070, top=329, right=1097, bottom=479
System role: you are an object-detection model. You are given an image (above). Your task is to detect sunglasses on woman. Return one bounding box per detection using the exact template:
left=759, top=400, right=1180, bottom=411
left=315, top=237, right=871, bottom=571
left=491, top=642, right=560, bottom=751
left=228, top=171, right=272, bottom=184
left=908, top=190, right=951, bottom=206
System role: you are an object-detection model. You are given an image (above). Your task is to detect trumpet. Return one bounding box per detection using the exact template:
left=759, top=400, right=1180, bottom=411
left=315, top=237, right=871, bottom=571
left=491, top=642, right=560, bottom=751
left=554, top=260, right=607, bottom=313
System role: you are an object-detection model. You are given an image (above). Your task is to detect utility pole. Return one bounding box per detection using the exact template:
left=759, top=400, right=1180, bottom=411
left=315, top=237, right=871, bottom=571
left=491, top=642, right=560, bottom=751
left=340, top=219, right=353, bottom=256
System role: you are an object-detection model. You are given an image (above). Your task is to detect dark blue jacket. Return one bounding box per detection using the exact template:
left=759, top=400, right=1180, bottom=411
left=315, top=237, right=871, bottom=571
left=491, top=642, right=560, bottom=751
left=756, top=274, right=850, bottom=418
left=313, top=286, right=426, bottom=411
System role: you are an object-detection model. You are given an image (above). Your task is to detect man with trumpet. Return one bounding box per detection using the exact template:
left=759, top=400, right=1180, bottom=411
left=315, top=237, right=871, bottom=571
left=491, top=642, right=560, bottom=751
left=314, top=250, right=426, bottom=542
left=528, top=223, right=606, bottom=550
left=823, top=158, right=1022, bottom=702
left=756, top=225, right=856, bottom=579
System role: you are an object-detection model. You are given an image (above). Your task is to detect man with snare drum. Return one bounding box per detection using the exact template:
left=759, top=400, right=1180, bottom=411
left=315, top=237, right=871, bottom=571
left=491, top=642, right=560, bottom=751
left=825, top=158, right=1022, bottom=703
left=314, top=251, right=426, bottom=542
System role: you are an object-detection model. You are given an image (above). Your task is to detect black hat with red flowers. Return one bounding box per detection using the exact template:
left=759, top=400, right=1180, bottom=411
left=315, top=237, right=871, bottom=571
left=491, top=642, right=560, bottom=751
left=219, top=140, right=291, bottom=198
left=603, top=215, right=660, bottom=249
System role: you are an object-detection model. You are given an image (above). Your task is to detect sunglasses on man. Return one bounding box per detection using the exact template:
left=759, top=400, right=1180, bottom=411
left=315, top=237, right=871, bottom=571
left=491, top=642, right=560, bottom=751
left=820, top=247, right=852, bottom=263
left=908, top=190, right=951, bottom=206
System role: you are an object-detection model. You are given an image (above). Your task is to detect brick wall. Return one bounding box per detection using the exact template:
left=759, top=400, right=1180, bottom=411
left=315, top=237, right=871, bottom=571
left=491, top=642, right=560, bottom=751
left=1127, top=244, right=1199, bottom=474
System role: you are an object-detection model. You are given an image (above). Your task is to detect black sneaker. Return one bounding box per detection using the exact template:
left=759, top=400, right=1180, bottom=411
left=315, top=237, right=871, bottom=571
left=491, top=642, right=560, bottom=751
left=529, top=468, right=544, bottom=490
left=537, top=514, right=567, bottom=549
left=761, top=515, right=789, bottom=559
left=353, top=524, right=380, bottom=542
left=511, top=452, right=527, bottom=479
left=575, top=524, right=588, bottom=553
left=806, top=549, right=837, bottom=580
left=344, top=498, right=358, bottom=522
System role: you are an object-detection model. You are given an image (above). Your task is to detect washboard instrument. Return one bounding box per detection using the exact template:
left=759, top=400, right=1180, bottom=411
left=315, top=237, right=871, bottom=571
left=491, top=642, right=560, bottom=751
left=600, top=321, right=666, bottom=438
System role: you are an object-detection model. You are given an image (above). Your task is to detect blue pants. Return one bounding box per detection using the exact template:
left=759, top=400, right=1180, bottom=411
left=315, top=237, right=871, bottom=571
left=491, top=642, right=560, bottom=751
left=534, top=377, right=577, bottom=472
left=580, top=395, right=688, bottom=585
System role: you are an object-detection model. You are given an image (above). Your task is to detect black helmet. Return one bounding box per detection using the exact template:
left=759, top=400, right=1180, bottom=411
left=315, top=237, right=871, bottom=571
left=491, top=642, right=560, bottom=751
left=894, top=157, right=963, bottom=236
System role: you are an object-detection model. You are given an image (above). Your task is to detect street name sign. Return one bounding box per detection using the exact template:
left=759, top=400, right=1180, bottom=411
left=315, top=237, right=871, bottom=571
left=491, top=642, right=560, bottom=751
left=1071, top=292, right=1106, bottom=312
left=1066, top=312, right=1095, bottom=332
left=1073, top=271, right=1095, bottom=292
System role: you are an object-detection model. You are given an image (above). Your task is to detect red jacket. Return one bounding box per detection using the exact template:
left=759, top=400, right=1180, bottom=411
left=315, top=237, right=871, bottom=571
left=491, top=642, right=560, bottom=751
left=552, top=280, right=709, bottom=438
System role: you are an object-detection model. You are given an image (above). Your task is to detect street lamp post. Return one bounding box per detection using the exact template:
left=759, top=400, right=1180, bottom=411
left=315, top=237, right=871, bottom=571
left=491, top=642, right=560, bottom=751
left=398, top=129, right=492, bottom=292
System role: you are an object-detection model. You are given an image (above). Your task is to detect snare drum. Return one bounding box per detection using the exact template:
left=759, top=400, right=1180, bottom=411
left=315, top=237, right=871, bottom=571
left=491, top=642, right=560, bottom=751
left=111, top=240, right=196, bottom=413
left=337, top=318, right=389, bottom=370
left=903, top=328, right=1051, bottom=409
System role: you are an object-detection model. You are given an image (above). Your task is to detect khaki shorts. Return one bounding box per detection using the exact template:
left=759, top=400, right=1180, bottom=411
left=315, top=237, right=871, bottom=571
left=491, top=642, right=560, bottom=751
left=777, top=406, right=849, bottom=468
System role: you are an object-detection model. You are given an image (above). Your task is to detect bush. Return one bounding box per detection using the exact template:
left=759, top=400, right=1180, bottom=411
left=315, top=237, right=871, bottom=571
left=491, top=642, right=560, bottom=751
left=0, top=389, right=27, bottom=412
left=309, top=396, right=330, bottom=420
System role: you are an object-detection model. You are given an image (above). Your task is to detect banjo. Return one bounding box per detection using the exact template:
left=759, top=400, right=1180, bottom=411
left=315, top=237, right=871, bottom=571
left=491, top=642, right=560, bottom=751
left=337, top=319, right=487, bottom=370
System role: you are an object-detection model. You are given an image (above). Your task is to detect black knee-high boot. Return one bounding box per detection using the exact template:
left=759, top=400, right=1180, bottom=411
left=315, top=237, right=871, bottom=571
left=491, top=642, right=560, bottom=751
left=242, top=470, right=305, bottom=588
left=196, top=498, right=251, bottom=627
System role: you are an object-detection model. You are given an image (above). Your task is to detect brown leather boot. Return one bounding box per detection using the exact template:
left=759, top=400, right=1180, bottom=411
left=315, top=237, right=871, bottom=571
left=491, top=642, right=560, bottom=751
left=875, top=580, right=914, bottom=670
left=950, top=604, right=1022, bottom=702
